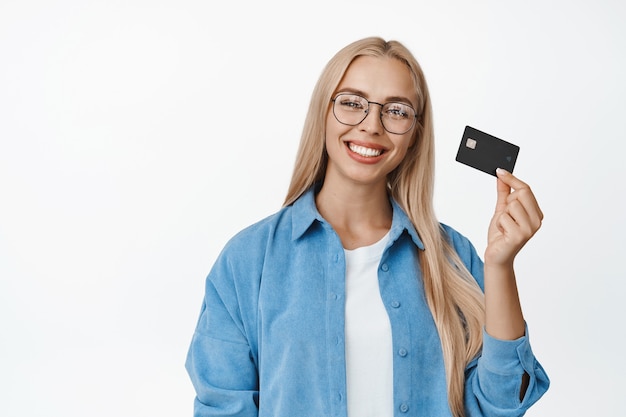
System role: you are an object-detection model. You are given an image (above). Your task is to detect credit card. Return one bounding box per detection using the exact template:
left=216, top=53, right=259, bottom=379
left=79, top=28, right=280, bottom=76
left=455, top=126, right=519, bottom=176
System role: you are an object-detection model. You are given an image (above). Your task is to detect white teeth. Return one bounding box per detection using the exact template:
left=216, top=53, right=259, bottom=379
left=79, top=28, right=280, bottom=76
left=348, top=143, right=382, bottom=157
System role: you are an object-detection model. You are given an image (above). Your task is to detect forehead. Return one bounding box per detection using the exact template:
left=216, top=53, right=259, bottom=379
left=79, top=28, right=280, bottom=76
left=336, top=56, right=417, bottom=103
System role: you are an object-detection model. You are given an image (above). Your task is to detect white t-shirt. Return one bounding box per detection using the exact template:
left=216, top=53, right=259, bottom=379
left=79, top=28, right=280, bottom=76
left=344, top=232, right=393, bottom=417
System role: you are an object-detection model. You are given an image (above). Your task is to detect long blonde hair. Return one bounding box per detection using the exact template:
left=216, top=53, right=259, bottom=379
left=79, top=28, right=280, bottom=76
left=284, top=37, right=486, bottom=417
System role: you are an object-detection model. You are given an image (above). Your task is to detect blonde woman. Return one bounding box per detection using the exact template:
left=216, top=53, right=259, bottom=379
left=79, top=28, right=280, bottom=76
left=186, top=37, right=549, bottom=417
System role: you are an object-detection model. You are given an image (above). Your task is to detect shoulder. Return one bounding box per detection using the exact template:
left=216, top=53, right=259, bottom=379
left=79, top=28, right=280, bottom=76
left=440, top=223, right=485, bottom=288
left=440, top=223, right=476, bottom=256
left=220, top=206, right=293, bottom=259
left=205, top=206, right=294, bottom=299
left=221, top=188, right=321, bottom=258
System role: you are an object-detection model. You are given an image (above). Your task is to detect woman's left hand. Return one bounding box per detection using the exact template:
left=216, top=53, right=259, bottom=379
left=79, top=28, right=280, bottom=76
left=485, top=169, right=544, bottom=267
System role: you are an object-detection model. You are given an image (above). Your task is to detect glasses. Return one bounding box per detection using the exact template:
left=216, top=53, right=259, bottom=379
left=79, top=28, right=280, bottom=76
left=331, top=93, right=418, bottom=135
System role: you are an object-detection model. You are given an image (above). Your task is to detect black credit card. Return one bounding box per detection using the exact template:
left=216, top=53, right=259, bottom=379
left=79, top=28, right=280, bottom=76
left=455, top=126, right=519, bottom=176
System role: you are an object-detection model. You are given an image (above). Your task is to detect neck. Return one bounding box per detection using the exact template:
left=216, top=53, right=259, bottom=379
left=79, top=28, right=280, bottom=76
left=315, top=180, right=392, bottom=249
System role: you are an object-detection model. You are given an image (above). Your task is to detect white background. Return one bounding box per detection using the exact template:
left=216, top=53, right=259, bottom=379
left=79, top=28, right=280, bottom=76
left=1, top=0, right=625, bottom=416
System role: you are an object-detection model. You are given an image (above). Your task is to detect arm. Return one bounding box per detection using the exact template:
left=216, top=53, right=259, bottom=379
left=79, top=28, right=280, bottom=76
left=185, top=253, right=259, bottom=417
left=483, top=169, right=543, bottom=341
left=464, top=327, right=550, bottom=416
left=462, top=169, right=549, bottom=416
left=468, top=168, right=546, bottom=414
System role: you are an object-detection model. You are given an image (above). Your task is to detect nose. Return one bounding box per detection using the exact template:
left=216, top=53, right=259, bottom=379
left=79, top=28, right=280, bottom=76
left=359, top=103, right=384, bottom=135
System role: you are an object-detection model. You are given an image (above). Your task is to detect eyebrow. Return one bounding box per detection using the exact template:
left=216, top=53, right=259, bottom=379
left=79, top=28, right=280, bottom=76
left=335, top=88, right=417, bottom=109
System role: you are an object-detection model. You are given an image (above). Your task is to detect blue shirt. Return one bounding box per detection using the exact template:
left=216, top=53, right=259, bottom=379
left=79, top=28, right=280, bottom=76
left=186, top=188, right=549, bottom=416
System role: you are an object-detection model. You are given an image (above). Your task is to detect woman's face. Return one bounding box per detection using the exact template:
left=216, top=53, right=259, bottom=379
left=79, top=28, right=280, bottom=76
left=324, top=55, right=418, bottom=190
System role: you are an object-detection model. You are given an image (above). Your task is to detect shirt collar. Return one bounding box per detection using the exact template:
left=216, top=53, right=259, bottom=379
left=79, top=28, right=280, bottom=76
left=389, top=198, right=425, bottom=250
left=290, top=187, right=425, bottom=250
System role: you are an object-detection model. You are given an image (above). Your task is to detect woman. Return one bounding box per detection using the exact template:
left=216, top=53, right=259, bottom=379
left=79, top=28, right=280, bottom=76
left=186, top=37, right=549, bottom=417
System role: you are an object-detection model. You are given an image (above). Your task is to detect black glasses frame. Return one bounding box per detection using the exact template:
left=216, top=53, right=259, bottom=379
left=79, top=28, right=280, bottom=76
left=331, top=93, right=418, bottom=135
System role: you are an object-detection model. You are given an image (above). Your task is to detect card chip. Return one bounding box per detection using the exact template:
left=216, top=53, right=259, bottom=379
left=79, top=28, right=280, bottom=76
left=466, top=138, right=477, bottom=149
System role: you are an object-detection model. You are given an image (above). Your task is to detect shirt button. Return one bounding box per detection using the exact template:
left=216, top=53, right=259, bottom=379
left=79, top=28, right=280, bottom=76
left=400, top=403, right=409, bottom=413
left=330, top=292, right=338, bottom=300
left=381, top=263, right=389, bottom=272
left=391, top=301, right=401, bottom=308
left=398, top=348, right=408, bottom=357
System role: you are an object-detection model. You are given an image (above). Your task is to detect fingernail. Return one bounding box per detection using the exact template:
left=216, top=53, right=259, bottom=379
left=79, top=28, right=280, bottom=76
left=496, top=168, right=509, bottom=176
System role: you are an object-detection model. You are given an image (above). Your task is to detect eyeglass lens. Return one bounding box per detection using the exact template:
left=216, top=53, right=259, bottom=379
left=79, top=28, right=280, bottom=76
left=332, top=93, right=416, bottom=134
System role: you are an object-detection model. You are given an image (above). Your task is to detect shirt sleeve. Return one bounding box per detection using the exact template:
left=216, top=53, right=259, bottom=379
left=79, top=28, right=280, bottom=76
left=464, top=326, right=550, bottom=416
left=185, top=248, right=260, bottom=417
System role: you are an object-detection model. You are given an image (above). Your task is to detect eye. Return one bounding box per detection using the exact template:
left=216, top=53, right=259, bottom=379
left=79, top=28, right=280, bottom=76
left=384, top=103, right=413, bottom=120
left=337, top=94, right=366, bottom=111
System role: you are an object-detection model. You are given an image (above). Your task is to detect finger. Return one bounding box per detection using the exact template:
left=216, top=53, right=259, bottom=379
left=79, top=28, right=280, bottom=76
left=507, top=188, right=544, bottom=224
left=496, top=168, right=535, bottom=190
left=494, top=211, right=521, bottom=243
left=495, top=175, right=512, bottom=212
left=497, top=169, right=544, bottom=221
left=506, top=199, right=540, bottom=237
left=497, top=211, right=515, bottom=233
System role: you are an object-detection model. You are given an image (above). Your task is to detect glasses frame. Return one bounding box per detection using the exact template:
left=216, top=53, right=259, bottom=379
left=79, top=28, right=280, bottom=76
left=331, top=93, right=419, bottom=135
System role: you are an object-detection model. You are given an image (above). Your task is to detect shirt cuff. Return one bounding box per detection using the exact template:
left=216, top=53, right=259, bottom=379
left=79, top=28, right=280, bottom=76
left=481, top=325, right=536, bottom=375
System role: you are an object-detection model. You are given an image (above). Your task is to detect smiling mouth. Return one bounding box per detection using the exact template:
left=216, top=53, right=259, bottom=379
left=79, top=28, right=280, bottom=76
left=348, top=143, right=383, bottom=157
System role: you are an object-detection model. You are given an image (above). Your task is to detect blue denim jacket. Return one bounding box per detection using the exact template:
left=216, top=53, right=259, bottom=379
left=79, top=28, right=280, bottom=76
left=186, top=188, right=549, bottom=416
